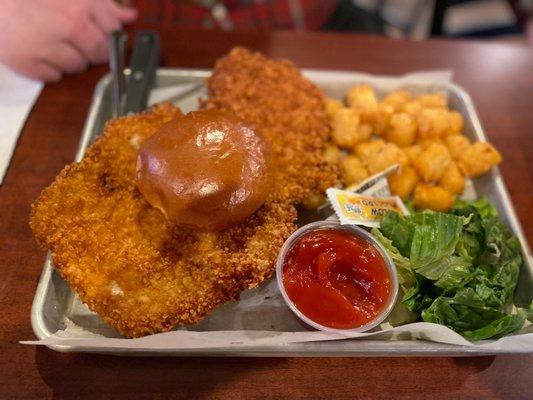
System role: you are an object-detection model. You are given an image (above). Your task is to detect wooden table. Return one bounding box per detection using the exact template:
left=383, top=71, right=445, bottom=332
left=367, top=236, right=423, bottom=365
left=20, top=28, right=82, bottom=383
left=1, top=27, right=532, bottom=399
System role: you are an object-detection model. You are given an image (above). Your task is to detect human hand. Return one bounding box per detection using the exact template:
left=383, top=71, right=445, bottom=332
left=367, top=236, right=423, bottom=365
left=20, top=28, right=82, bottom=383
left=0, top=0, right=137, bottom=82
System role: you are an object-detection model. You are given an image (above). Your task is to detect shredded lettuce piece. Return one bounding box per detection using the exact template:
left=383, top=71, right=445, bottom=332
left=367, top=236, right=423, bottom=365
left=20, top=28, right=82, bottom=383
left=453, top=197, right=498, bottom=219
left=371, top=228, right=418, bottom=324
left=421, top=290, right=525, bottom=341
left=463, top=314, right=526, bottom=341
left=408, top=212, right=466, bottom=271
left=371, top=228, right=413, bottom=290
left=379, top=212, right=415, bottom=257
left=518, top=302, right=533, bottom=322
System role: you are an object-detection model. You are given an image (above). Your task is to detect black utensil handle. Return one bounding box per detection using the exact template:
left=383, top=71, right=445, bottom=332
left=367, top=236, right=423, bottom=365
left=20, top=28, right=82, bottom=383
left=123, top=30, right=160, bottom=115
left=109, top=31, right=127, bottom=117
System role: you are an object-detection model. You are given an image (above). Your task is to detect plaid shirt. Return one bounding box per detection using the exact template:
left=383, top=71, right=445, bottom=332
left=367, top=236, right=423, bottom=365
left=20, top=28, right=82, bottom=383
left=131, top=0, right=338, bottom=30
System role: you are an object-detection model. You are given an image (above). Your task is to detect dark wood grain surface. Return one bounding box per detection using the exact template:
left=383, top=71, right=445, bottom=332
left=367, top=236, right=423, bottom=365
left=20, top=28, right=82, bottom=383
left=1, top=27, right=532, bottom=400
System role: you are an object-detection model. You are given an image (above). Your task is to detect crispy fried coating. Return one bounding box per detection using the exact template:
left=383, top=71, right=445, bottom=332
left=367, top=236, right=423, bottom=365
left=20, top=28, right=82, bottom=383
left=30, top=48, right=338, bottom=337
left=203, top=48, right=338, bottom=203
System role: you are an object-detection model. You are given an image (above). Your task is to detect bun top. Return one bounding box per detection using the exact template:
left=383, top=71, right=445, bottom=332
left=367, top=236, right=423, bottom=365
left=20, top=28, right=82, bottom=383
left=136, top=109, right=270, bottom=231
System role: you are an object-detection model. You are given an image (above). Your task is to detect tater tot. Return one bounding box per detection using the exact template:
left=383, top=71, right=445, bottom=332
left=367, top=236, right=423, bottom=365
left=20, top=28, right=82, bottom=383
left=331, top=108, right=361, bottom=148
left=324, top=98, right=343, bottom=119
left=323, top=143, right=343, bottom=164
left=417, top=108, right=450, bottom=139
left=342, top=155, right=369, bottom=186
left=438, top=162, right=465, bottom=195
left=303, top=193, right=327, bottom=210
left=446, top=110, right=464, bottom=135
left=417, top=137, right=444, bottom=149
left=365, top=143, right=409, bottom=175
left=417, top=93, right=447, bottom=109
left=458, top=141, right=502, bottom=177
left=444, top=135, right=471, bottom=160
left=354, top=139, right=386, bottom=160
left=383, top=90, right=412, bottom=111
left=403, top=145, right=422, bottom=164
left=413, top=143, right=452, bottom=182
left=373, top=103, right=394, bottom=136
left=401, top=100, right=423, bottom=117
left=388, top=166, right=420, bottom=200
left=346, top=84, right=378, bottom=122
left=386, top=112, right=417, bottom=147
left=413, top=183, right=455, bottom=212
left=359, top=123, right=373, bottom=141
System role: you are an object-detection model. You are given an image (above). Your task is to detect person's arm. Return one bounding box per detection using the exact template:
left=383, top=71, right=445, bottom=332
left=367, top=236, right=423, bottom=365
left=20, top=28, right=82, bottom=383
left=0, top=0, right=137, bottom=81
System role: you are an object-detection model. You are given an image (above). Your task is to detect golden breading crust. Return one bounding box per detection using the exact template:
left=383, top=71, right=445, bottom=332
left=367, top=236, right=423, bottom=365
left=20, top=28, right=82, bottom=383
left=203, top=48, right=337, bottom=204
left=30, top=48, right=338, bottom=337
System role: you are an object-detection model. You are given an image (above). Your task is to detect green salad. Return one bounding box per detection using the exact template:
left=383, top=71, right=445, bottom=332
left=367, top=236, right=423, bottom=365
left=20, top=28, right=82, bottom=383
left=372, top=198, right=532, bottom=341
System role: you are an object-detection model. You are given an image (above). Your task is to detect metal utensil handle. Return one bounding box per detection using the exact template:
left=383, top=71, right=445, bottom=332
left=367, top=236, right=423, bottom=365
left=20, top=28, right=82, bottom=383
left=123, top=30, right=160, bottom=115
left=109, top=31, right=127, bottom=117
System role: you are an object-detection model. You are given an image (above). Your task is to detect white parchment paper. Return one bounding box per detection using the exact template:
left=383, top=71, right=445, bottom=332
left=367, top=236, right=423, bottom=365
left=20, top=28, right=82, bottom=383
left=21, top=328, right=533, bottom=351
left=22, top=277, right=533, bottom=351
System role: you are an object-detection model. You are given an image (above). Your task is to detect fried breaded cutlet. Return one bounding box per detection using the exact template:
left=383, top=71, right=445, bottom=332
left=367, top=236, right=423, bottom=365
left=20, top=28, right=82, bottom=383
left=30, top=47, right=338, bottom=337
left=203, top=48, right=337, bottom=204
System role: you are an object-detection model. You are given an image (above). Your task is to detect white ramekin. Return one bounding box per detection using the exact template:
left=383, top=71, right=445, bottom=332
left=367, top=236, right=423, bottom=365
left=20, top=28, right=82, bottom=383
left=276, top=220, right=399, bottom=333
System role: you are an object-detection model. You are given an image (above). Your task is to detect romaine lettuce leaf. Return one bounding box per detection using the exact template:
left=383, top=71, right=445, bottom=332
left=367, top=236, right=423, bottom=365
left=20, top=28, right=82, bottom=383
left=478, top=217, right=522, bottom=307
left=371, top=228, right=418, bottom=325
left=421, top=288, right=509, bottom=333
left=402, top=274, right=436, bottom=313
left=375, top=199, right=525, bottom=341
left=379, top=212, right=415, bottom=257
left=453, top=205, right=485, bottom=261
left=371, top=227, right=413, bottom=290
left=433, top=256, right=473, bottom=290
left=518, top=302, right=533, bottom=322
left=462, top=314, right=525, bottom=341
left=408, top=212, right=465, bottom=272
left=454, top=197, right=498, bottom=219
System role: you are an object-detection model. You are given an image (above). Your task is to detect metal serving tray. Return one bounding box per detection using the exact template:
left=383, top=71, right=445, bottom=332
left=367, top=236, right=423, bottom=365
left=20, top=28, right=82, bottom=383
left=30, top=69, right=533, bottom=356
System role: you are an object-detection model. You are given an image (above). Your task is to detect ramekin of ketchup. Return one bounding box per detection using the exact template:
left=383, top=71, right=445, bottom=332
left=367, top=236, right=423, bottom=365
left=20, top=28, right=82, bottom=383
left=276, top=221, right=398, bottom=332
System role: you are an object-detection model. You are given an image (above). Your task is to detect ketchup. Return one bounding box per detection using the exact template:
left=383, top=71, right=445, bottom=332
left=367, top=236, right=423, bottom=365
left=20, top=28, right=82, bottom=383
left=282, top=229, right=392, bottom=329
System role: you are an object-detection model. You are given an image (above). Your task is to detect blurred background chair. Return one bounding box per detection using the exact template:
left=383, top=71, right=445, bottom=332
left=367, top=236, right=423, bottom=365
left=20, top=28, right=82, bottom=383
left=129, top=0, right=532, bottom=44
left=430, top=0, right=527, bottom=37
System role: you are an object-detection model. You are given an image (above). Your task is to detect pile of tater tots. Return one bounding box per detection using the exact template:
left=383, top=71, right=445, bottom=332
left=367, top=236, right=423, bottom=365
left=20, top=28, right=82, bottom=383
left=322, top=85, right=502, bottom=212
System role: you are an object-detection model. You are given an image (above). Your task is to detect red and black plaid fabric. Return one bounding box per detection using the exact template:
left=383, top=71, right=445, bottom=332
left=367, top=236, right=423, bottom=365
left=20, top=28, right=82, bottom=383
left=131, top=0, right=338, bottom=30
